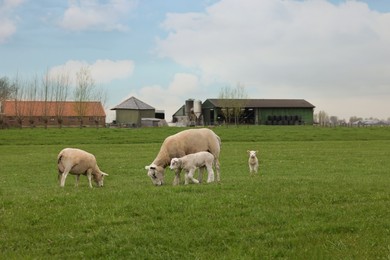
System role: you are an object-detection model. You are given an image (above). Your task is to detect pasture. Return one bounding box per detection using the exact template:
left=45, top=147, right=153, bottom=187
left=0, top=126, right=389, bottom=259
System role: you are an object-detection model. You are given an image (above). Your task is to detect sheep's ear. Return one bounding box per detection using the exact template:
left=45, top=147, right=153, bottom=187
left=247, top=150, right=250, bottom=153
left=102, top=172, right=108, bottom=176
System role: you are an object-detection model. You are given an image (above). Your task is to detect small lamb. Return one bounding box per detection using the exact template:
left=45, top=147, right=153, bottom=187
left=247, top=150, right=259, bottom=175
left=169, top=151, right=215, bottom=185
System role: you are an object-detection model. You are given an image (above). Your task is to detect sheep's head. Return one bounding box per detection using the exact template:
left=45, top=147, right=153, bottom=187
left=247, top=150, right=258, bottom=159
left=93, top=172, right=108, bottom=187
left=145, top=164, right=164, bottom=186
left=169, top=158, right=181, bottom=170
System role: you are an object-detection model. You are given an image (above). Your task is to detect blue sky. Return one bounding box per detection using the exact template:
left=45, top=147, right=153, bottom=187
left=1, top=0, right=390, bottom=122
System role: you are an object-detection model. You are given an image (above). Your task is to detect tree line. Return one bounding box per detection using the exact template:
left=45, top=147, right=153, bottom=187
left=0, top=67, right=107, bottom=128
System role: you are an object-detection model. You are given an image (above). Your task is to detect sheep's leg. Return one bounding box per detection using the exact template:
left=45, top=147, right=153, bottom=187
left=60, top=168, right=70, bottom=187
left=215, top=158, right=221, bottom=182
left=57, top=171, right=62, bottom=185
left=173, top=169, right=181, bottom=186
left=184, top=171, right=190, bottom=185
left=187, top=168, right=199, bottom=184
left=86, top=169, right=93, bottom=188
left=198, top=167, right=204, bottom=183
left=206, top=165, right=215, bottom=183
left=75, top=175, right=80, bottom=187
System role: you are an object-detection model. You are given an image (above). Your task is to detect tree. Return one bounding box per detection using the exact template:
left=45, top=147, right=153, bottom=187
left=74, top=66, right=95, bottom=128
left=329, top=116, right=338, bottom=126
left=12, top=75, right=27, bottom=128
left=0, top=77, right=16, bottom=127
left=91, top=87, right=107, bottom=128
left=0, top=77, right=16, bottom=101
left=317, top=110, right=329, bottom=126
left=218, top=83, right=248, bottom=126
left=349, top=116, right=362, bottom=124
left=40, top=70, right=55, bottom=129
left=26, top=75, right=39, bottom=128
left=53, top=72, right=70, bottom=128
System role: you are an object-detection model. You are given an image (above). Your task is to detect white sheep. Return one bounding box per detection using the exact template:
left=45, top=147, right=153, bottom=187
left=170, top=151, right=215, bottom=185
left=145, top=128, right=221, bottom=186
left=57, top=148, right=108, bottom=188
left=247, top=150, right=259, bottom=175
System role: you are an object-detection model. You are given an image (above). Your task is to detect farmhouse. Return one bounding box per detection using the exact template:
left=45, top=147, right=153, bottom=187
left=110, top=96, right=166, bottom=127
left=0, top=100, right=106, bottom=128
left=172, top=98, right=315, bottom=126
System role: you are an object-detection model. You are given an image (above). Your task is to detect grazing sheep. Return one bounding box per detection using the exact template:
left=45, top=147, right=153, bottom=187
left=57, top=148, right=108, bottom=188
left=247, top=150, right=259, bottom=175
left=170, top=151, right=215, bottom=185
left=145, top=128, right=221, bottom=186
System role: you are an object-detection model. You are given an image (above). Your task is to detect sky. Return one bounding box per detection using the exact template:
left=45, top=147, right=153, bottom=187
left=1, top=0, right=390, bottom=123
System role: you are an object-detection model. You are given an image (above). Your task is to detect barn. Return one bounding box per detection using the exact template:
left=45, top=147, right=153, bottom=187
left=111, top=96, right=166, bottom=127
left=0, top=100, right=106, bottom=128
left=172, top=99, right=315, bottom=126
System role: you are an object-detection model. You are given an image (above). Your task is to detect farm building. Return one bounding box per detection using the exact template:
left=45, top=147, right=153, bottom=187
left=172, top=99, right=315, bottom=126
left=110, top=96, right=166, bottom=127
left=0, top=100, right=106, bottom=128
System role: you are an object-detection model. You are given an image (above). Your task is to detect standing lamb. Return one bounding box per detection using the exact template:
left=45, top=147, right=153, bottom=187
left=170, top=151, right=215, bottom=185
left=57, top=148, right=108, bottom=188
left=247, top=150, right=259, bottom=175
left=145, top=128, right=221, bottom=186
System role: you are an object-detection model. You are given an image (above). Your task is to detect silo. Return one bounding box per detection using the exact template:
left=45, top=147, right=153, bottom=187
left=193, top=100, right=202, bottom=119
left=185, top=99, right=194, bottom=118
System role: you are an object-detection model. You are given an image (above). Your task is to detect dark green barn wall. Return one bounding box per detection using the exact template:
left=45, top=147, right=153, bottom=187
left=257, top=108, right=314, bottom=125
left=199, top=100, right=314, bottom=125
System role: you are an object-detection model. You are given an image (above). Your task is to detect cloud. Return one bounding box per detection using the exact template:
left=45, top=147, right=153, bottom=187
left=59, top=0, right=137, bottom=31
left=48, top=59, right=135, bottom=84
left=156, top=0, right=390, bottom=100
left=0, top=0, right=24, bottom=43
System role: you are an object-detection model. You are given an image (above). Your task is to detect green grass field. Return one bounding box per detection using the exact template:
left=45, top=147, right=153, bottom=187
left=1, top=126, right=389, bottom=259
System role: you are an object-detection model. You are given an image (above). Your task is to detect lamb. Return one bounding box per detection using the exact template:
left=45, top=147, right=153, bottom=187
left=57, top=148, right=108, bottom=188
left=247, top=150, right=259, bottom=175
left=169, top=151, right=215, bottom=185
left=145, top=128, right=221, bottom=186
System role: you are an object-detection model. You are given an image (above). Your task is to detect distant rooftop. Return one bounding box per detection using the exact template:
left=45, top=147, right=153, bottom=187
left=111, top=96, right=155, bottom=110
left=205, top=99, right=315, bottom=108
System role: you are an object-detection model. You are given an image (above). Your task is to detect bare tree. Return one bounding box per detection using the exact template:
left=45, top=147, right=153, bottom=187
left=26, top=75, right=39, bottom=128
left=218, top=83, right=248, bottom=126
left=349, top=116, right=362, bottom=124
left=40, top=70, right=54, bottom=129
left=53, top=72, right=70, bottom=128
left=329, top=116, right=338, bottom=126
left=74, top=66, right=95, bottom=128
left=13, top=75, right=27, bottom=128
left=90, top=87, right=107, bottom=128
left=317, top=111, right=329, bottom=126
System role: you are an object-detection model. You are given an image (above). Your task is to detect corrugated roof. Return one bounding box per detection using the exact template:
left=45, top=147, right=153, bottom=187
left=206, top=99, right=315, bottom=108
left=111, top=96, right=155, bottom=110
left=2, top=101, right=106, bottom=117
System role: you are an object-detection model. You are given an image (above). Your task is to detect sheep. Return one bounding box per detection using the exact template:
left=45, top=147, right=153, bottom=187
left=57, top=148, right=108, bottom=188
left=169, top=151, right=215, bottom=185
left=145, top=128, right=221, bottom=186
left=247, top=150, right=259, bottom=175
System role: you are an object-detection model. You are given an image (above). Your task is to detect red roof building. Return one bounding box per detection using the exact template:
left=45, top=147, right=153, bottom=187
left=0, top=100, right=106, bottom=128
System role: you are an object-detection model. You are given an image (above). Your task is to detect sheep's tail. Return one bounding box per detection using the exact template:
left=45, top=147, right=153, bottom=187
left=216, top=134, right=221, bottom=148
left=57, top=154, right=63, bottom=164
